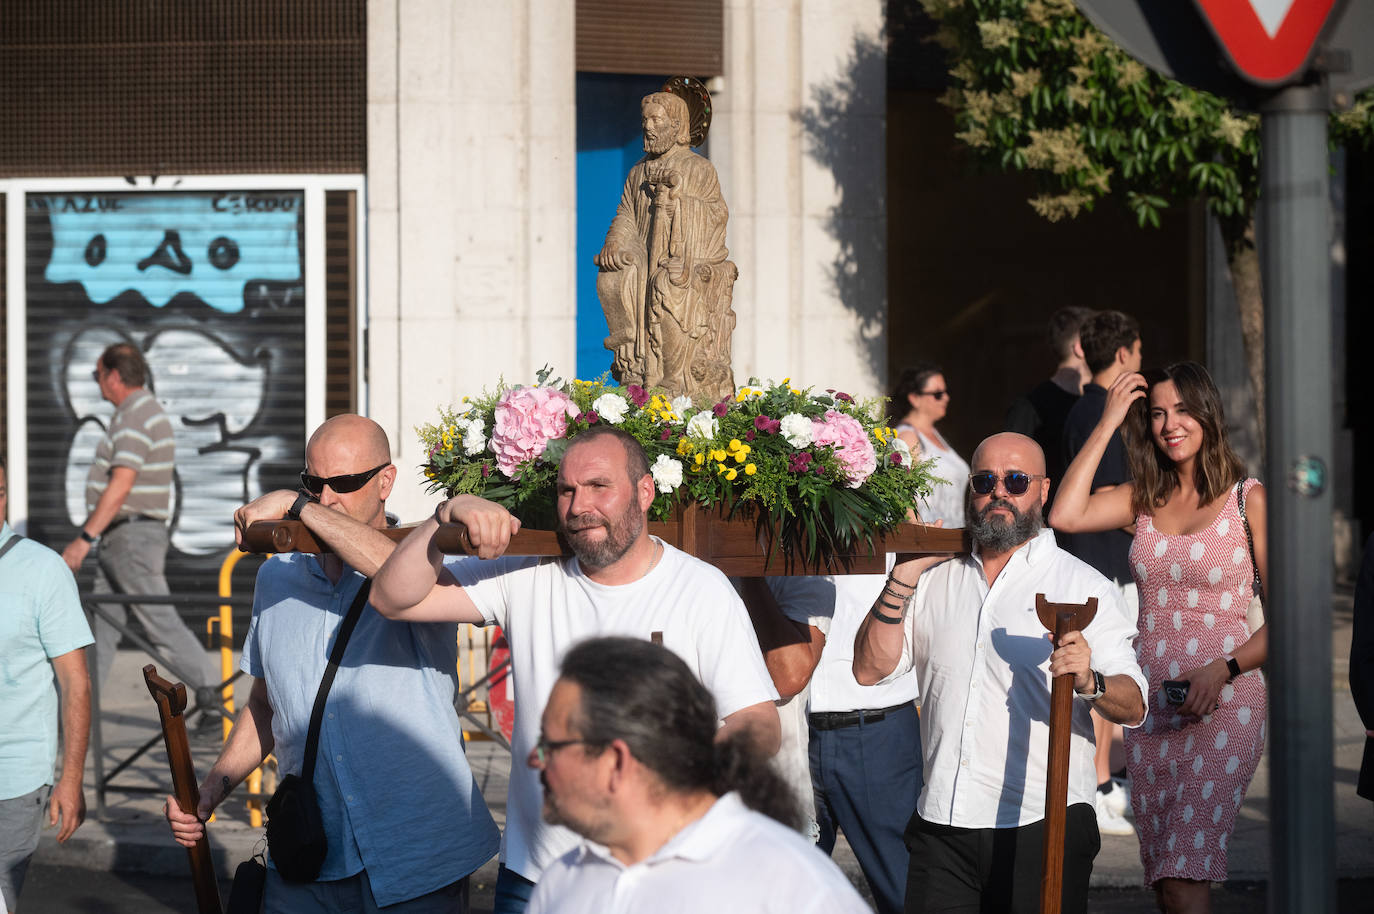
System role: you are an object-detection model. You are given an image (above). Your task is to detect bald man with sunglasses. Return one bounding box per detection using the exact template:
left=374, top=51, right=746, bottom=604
left=853, top=432, right=1146, bottom=914
left=164, top=415, right=500, bottom=913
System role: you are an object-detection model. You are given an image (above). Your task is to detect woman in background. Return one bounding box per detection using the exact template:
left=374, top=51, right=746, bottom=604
left=1050, top=361, right=1267, bottom=914
left=890, top=362, right=967, bottom=528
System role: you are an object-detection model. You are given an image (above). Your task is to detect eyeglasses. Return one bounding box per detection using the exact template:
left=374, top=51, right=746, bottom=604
left=299, top=463, right=390, bottom=496
left=919, top=389, right=948, bottom=401
left=968, top=471, right=1044, bottom=496
left=533, top=736, right=600, bottom=765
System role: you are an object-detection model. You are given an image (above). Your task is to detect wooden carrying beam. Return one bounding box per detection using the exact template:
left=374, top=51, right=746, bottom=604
left=1033, top=594, right=1098, bottom=914
left=240, top=505, right=969, bottom=576
left=143, top=665, right=222, bottom=914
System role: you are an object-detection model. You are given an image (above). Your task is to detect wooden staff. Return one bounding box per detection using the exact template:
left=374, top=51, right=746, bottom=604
left=144, top=665, right=223, bottom=914
left=1033, top=594, right=1098, bottom=914
left=238, top=515, right=970, bottom=576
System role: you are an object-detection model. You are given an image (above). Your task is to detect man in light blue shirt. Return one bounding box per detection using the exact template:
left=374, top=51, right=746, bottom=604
left=164, top=416, right=499, bottom=912
left=0, top=456, right=93, bottom=912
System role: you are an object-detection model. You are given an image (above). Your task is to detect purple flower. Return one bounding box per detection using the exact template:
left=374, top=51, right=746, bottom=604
left=481, top=463, right=491, bottom=478
left=834, top=391, right=853, bottom=403
left=712, top=401, right=730, bottom=418
left=787, top=452, right=813, bottom=473
left=753, top=415, right=781, bottom=435
left=626, top=384, right=650, bottom=407
left=745, top=429, right=757, bottom=442
left=584, top=410, right=600, bottom=424
left=889, top=452, right=904, bottom=466
left=660, top=428, right=672, bottom=440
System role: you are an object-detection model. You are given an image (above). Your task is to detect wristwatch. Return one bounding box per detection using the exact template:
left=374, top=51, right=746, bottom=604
left=287, top=489, right=317, bottom=521
left=1224, top=655, right=1242, bottom=682
left=79, top=529, right=99, bottom=544
left=1077, top=669, right=1106, bottom=701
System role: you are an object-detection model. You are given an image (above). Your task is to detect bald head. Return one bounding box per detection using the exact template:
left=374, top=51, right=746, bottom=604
left=970, top=432, right=1046, bottom=477
left=308, top=414, right=391, bottom=466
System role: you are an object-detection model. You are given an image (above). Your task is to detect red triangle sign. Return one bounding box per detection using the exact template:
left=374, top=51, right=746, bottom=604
left=1192, top=0, right=1340, bottom=85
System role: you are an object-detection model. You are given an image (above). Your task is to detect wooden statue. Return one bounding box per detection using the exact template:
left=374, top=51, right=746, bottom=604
left=595, top=76, right=737, bottom=403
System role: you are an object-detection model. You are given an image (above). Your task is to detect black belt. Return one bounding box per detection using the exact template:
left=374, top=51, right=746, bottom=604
left=103, top=515, right=163, bottom=535
left=808, top=703, right=910, bottom=731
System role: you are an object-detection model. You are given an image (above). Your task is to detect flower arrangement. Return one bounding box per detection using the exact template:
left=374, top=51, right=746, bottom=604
left=418, top=369, right=940, bottom=567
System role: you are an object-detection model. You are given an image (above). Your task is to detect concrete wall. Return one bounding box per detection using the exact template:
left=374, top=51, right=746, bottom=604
left=368, top=0, right=577, bottom=519
left=368, top=0, right=887, bottom=518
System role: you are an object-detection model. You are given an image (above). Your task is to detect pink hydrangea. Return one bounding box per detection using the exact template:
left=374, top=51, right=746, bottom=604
left=491, top=386, right=578, bottom=478
left=811, top=410, right=877, bottom=487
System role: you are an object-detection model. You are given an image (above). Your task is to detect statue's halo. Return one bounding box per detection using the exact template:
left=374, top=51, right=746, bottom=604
left=661, top=76, right=713, bottom=148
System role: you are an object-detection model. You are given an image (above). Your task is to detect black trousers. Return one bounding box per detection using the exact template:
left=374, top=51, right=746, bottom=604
left=903, top=804, right=1100, bottom=914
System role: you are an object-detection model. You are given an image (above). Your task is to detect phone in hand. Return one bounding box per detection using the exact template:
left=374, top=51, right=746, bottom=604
left=1163, top=680, right=1190, bottom=705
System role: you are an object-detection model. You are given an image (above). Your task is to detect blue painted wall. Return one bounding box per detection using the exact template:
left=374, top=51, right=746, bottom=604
left=574, top=73, right=664, bottom=382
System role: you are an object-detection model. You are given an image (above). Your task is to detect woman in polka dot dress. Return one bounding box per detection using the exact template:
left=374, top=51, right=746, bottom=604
left=1049, top=361, right=1267, bottom=914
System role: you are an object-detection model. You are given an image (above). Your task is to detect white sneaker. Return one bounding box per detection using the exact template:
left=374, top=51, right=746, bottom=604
left=1100, top=779, right=1131, bottom=819
left=1096, top=789, right=1135, bottom=836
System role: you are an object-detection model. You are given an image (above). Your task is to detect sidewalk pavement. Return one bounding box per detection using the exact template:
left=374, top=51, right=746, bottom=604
left=33, top=595, right=1374, bottom=902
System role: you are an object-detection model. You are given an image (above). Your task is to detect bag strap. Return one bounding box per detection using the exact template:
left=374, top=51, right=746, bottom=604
left=1236, top=479, right=1264, bottom=600
left=300, top=578, right=372, bottom=784
left=0, top=533, right=23, bottom=563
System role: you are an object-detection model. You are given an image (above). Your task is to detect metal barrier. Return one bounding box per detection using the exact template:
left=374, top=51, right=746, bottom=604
left=85, top=592, right=247, bottom=818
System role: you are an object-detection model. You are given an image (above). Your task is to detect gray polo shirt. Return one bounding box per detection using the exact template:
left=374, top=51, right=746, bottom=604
left=85, top=389, right=175, bottom=521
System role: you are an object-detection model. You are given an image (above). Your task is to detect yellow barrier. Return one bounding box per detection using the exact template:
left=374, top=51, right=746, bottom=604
left=211, top=548, right=273, bottom=827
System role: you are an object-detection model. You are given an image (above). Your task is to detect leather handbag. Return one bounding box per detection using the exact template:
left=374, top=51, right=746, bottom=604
left=265, top=579, right=372, bottom=882
left=1236, top=480, right=1265, bottom=635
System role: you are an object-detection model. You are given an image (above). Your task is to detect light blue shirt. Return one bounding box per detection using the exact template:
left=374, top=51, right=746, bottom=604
left=241, top=553, right=499, bottom=905
left=0, top=522, right=94, bottom=799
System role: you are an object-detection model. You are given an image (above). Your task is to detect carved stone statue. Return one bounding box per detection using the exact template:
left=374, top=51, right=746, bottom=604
left=595, top=77, right=737, bottom=403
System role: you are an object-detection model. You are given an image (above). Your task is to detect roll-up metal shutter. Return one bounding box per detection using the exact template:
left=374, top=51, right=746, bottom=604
left=1, top=194, right=7, bottom=466
left=0, top=0, right=365, bottom=176
left=576, top=0, right=724, bottom=76
left=23, top=188, right=306, bottom=596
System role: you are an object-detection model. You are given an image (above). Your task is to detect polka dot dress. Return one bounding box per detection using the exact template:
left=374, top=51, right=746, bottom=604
left=1125, top=478, right=1266, bottom=885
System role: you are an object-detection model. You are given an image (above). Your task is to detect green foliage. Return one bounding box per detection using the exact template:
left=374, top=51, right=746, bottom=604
left=921, top=0, right=1373, bottom=232
left=417, top=374, right=940, bottom=568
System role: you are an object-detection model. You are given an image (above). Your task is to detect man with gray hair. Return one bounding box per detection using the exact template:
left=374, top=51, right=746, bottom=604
left=527, top=636, right=868, bottom=914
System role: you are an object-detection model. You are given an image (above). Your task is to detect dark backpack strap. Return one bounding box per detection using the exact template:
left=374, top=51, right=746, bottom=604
left=0, top=533, right=24, bottom=563
left=299, top=578, right=372, bottom=784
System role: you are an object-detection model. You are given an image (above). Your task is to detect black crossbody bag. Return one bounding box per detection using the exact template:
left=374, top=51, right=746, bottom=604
left=265, top=579, right=372, bottom=883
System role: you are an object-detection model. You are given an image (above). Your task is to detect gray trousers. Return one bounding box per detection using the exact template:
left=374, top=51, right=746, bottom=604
left=0, top=784, right=50, bottom=909
left=92, top=520, right=216, bottom=690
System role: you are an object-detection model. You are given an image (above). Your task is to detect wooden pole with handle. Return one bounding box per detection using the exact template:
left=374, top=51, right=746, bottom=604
left=144, top=665, right=223, bottom=914
left=1034, top=594, right=1098, bottom=914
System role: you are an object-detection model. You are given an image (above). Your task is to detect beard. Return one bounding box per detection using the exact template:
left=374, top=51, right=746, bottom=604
left=540, top=772, right=614, bottom=843
left=643, top=129, right=677, bottom=156
left=966, top=494, right=1044, bottom=553
left=559, top=500, right=645, bottom=570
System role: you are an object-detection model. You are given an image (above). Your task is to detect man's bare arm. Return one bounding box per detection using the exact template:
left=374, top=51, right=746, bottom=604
left=737, top=577, right=824, bottom=700
left=233, top=490, right=398, bottom=576
left=853, top=554, right=950, bottom=685
left=50, top=648, right=91, bottom=842
left=61, top=465, right=138, bottom=570
left=371, top=496, right=519, bottom=623
left=718, top=701, right=782, bottom=757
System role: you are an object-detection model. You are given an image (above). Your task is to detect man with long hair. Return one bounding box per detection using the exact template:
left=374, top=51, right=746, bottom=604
left=526, top=637, right=867, bottom=913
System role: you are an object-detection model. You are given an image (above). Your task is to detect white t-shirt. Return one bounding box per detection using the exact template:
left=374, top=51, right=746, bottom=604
left=916, top=428, right=969, bottom=528
left=887, top=528, right=1147, bottom=829
left=771, top=568, right=921, bottom=713
left=527, top=792, right=871, bottom=914
left=449, top=540, right=779, bottom=880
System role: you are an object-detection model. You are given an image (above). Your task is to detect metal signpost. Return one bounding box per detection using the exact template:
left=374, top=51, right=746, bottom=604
left=1073, top=2, right=1374, bottom=910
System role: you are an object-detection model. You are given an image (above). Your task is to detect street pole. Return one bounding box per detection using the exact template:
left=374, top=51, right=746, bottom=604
left=1259, top=82, right=1335, bottom=914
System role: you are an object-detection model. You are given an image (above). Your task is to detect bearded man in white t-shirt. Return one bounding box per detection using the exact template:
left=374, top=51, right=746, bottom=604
left=371, top=426, right=781, bottom=913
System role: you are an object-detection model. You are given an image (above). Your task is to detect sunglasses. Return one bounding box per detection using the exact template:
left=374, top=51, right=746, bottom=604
left=968, top=471, right=1044, bottom=496
left=919, top=389, right=948, bottom=401
left=299, top=463, right=389, bottom=496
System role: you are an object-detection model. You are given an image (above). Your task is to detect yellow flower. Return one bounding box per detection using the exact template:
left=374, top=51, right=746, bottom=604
left=734, top=451, right=748, bottom=464
left=725, top=468, right=738, bottom=481
left=711, top=449, right=727, bottom=462
left=694, top=453, right=705, bottom=466
left=677, top=439, right=695, bottom=456
left=717, top=463, right=729, bottom=475
left=744, top=463, right=757, bottom=476
left=728, top=439, right=742, bottom=451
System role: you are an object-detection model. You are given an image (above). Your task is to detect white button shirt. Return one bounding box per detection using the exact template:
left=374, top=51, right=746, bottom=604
left=886, top=528, right=1147, bottom=829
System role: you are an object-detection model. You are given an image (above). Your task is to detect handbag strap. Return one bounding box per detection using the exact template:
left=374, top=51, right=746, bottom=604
left=1235, top=479, right=1263, bottom=599
left=300, top=578, right=372, bottom=784
left=0, top=533, right=23, bottom=563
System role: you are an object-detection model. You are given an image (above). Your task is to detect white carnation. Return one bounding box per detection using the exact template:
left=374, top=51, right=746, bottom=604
left=891, top=436, right=912, bottom=465
left=686, top=412, right=718, bottom=440
left=650, top=454, right=684, bottom=494
left=779, top=413, right=813, bottom=448
left=670, top=395, right=694, bottom=415
left=460, top=418, right=487, bottom=456
left=592, top=393, right=630, bottom=424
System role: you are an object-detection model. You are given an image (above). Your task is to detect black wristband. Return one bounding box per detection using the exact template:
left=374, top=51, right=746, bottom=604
left=79, top=529, right=98, bottom=544
left=868, top=606, right=904, bottom=625
left=1224, top=656, right=1241, bottom=682
left=287, top=489, right=316, bottom=521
